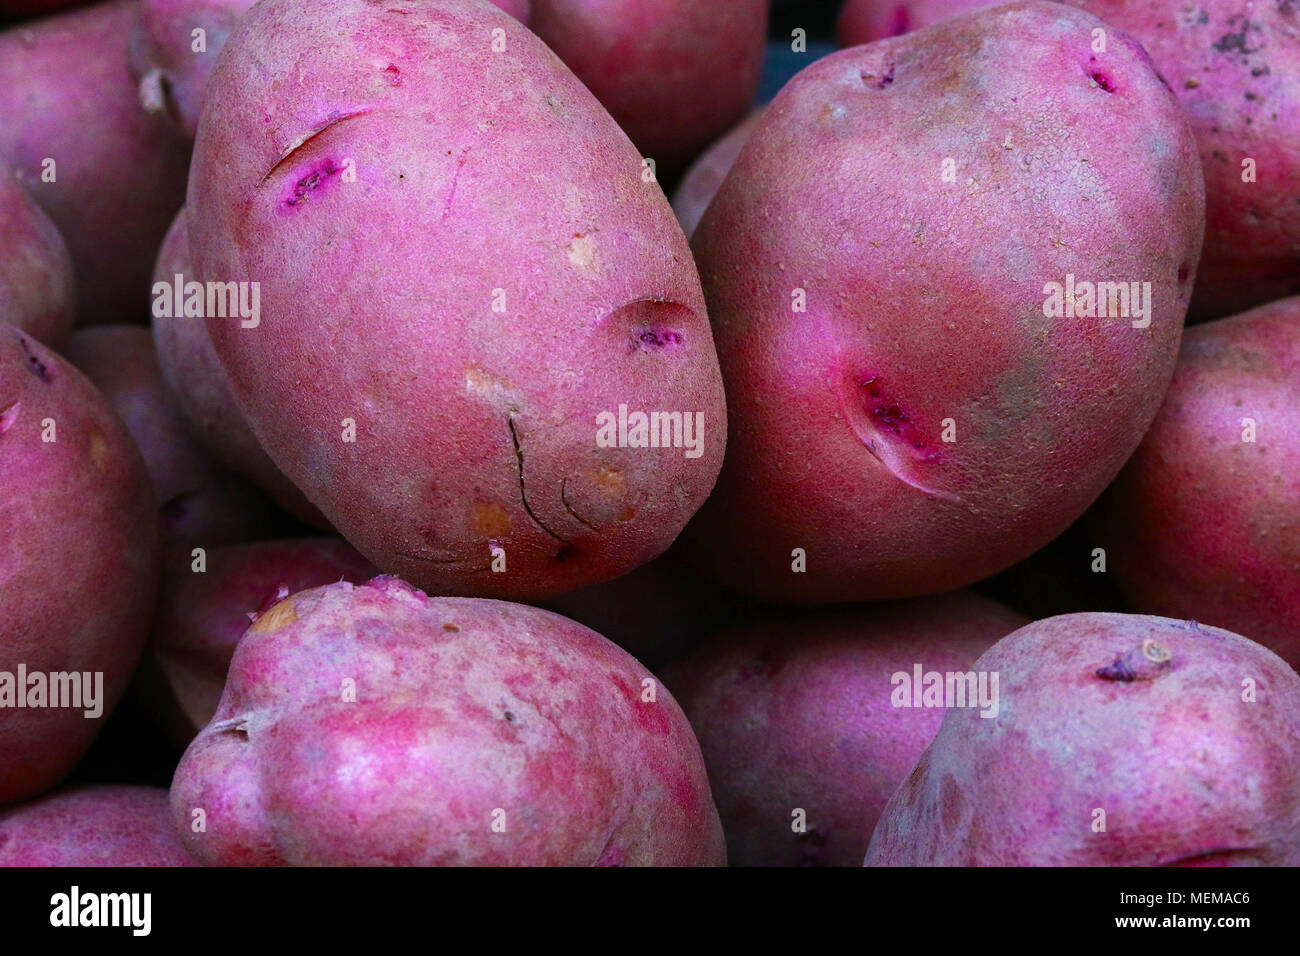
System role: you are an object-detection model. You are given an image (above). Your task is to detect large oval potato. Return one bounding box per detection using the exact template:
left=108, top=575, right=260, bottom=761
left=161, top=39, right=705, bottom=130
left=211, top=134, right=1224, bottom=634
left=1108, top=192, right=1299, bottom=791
left=0, top=0, right=189, bottom=325
left=1092, top=296, right=1300, bottom=670
left=170, top=577, right=726, bottom=865
left=187, top=0, right=725, bottom=600
left=0, top=324, right=158, bottom=805
left=681, top=0, right=1204, bottom=604
left=664, top=591, right=1027, bottom=866
left=866, top=613, right=1300, bottom=865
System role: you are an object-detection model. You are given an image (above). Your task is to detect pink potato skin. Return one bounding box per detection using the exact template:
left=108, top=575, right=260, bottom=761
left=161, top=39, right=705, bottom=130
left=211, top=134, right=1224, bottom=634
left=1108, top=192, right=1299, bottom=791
left=129, top=0, right=530, bottom=143
left=0, top=166, right=74, bottom=348
left=146, top=538, right=376, bottom=747
left=0, top=325, right=158, bottom=806
left=530, top=0, right=768, bottom=176
left=152, top=209, right=326, bottom=528
left=188, top=0, right=726, bottom=601
left=170, top=577, right=726, bottom=866
left=64, top=325, right=282, bottom=552
left=0, top=0, right=189, bottom=325
left=837, top=0, right=997, bottom=46
left=866, top=613, right=1300, bottom=865
left=663, top=592, right=1028, bottom=866
left=670, top=109, right=764, bottom=239
left=1061, top=1, right=1300, bottom=321
left=1091, top=297, right=1300, bottom=671
left=680, top=1, right=1204, bottom=604
left=0, top=786, right=195, bottom=866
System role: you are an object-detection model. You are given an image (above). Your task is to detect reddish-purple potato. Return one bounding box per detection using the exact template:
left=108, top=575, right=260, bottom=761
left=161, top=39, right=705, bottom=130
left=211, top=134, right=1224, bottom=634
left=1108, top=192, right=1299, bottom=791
left=0, top=165, right=74, bottom=348
left=0, top=0, right=189, bottom=325
left=866, top=613, right=1300, bottom=865
left=664, top=591, right=1027, bottom=865
left=670, top=110, right=764, bottom=239
left=0, top=786, right=195, bottom=866
left=0, top=325, right=158, bottom=805
left=171, top=577, right=726, bottom=865
left=1092, top=297, right=1300, bottom=670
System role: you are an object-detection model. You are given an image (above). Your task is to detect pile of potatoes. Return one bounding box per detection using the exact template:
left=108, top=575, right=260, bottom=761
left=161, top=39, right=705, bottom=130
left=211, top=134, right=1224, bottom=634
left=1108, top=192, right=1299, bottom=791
left=0, top=0, right=1297, bottom=868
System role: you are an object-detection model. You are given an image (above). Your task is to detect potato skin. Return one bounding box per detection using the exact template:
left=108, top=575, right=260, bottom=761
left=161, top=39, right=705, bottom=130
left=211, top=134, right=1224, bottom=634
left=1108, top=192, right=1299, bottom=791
left=0, top=0, right=189, bottom=325
left=1062, top=1, right=1300, bottom=320
left=1091, top=297, right=1300, bottom=670
left=866, top=613, right=1300, bottom=865
left=189, top=0, right=725, bottom=600
left=170, top=577, right=726, bottom=866
left=0, top=166, right=73, bottom=348
left=663, top=591, right=1027, bottom=866
left=0, top=325, right=158, bottom=806
left=670, top=109, right=764, bottom=239
left=145, top=537, right=375, bottom=746
left=681, top=1, right=1204, bottom=604
left=65, top=325, right=282, bottom=552
left=151, top=209, right=325, bottom=527
left=836, top=0, right=994, bottom=45
left=530, top=0, right=768, bottom=176
left=0, top=786, right=195, bottom=866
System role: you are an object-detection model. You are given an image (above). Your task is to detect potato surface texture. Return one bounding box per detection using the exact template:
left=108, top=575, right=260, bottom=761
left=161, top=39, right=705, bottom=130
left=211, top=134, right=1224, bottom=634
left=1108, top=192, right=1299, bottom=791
left=682, top=0, right=1204, bottom=603
left=188, top=0, right=725, bottom=601
left=170, top=577, right=726, bottom=866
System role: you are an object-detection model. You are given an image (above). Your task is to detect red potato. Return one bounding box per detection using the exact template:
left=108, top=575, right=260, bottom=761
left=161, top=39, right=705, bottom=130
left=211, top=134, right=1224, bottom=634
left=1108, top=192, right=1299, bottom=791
left=530, top=0, right=768, bottom=176
left=1059, top=1, right=1300, bottom=320
left=0, top=325, right=158, bottom=806
left=145, top=537, right=375, bottom=746
left=170, top=577, right=726, bottom=866
left=663, top=591, right=1027, bottom=866
left=837, top=0, right=997, bottom=45
left=0, top=0, right=189, bottom=326
left=0, top=164, right=73, bottom=349
left=0, top=786, right=194, bottom=866
left=151, top=210, right=325, bottom=527
left=670, top=109, right=764, bottom=239
left=188, top=0, right=726, bottom=601
left=1091, top=297, right=1300, bottom=671
left=681, top=1, right=1204, bottom=604
left=866, top=613, right=1300, bottom=865
left=64, top=325, right=284, bottom=552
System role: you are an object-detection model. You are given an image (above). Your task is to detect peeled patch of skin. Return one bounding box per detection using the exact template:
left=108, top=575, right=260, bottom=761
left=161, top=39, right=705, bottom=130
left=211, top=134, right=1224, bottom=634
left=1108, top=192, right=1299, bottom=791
left=680, top=0, right=1204, bottom=604
left=170, top=578, right=726, bottom=866
left=1063, top=1, right=1300, bottom=320
left=663, top=591, right=1027, bottom=866
left=1092, top=297, right=1300, bottom=670
left=0, top=167, right=73, bottom=349
left=836, top=0, right=997, bottom=46
left=670, top=109, right=764, bottom=239
left=0, top=786, right=195, bottom=866
left=0, top=325, right=159, bottom=806
left=0, top=0, right=189, bottom=325
left=151, top=209, right=326, bottom=528
left=529, top=0, right=768, bottom=176
left=145, top=538, right=376, bottom=747
left=189, top=0, right=726, bottom=601
left=65, top=325, right=282, bottom=553
left=866, top=613, right=1300, bottom=866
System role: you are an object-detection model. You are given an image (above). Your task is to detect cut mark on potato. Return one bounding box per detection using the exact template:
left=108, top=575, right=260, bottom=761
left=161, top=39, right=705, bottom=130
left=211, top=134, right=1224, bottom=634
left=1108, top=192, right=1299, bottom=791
left=507, top=415, right=571, bottom=552
left=836, top=371, right=962, bottom=504
left=0, top=402, right=19, bottom=434
left=17, top=336, right=49, bottom=382
left=260, top=109, right=372, bottom=185
left=560, top=477, right=599, bottom=532
left=209, top=715, right=251, bottom=739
